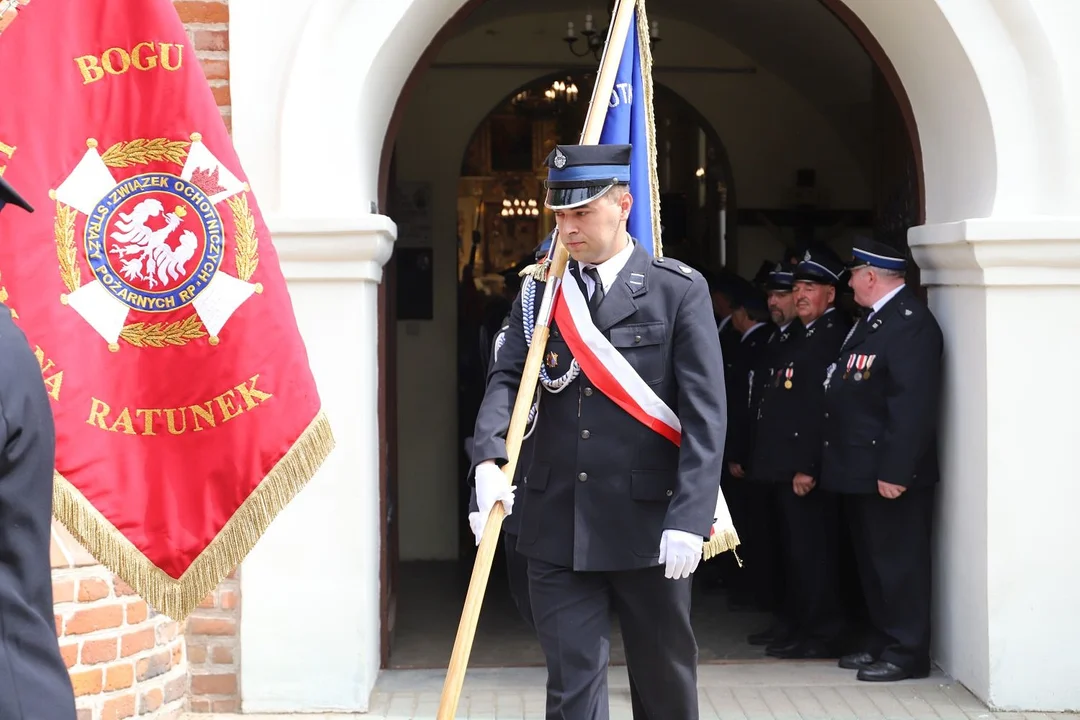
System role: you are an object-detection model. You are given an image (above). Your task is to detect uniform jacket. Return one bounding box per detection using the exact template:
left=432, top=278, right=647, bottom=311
left=468, top=314, right=527, bottom=536
left=820, top=286, right=944, bottom=494
left=724, top=322, right=774, bottom=467
left=471, top=240, right=728, bottom=572
left=0, top=307, right=78, bottom=719
left=750, top=309, right=850, bottom=484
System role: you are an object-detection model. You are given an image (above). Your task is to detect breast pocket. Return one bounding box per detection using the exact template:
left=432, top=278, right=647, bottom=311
left=609, top=322, right=667, bottom=385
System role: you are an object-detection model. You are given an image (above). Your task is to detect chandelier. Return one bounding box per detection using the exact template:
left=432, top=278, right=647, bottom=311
left=501, top=198, right=540, bottom=218
left=510, top=76, right=580, bottom=119
left=564, top=10, right=660, bottom=60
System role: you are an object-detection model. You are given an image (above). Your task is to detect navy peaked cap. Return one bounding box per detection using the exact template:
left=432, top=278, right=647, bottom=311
left=794, top=246, right=845, bottom=285
left=544, top=144, right=632, bottom=210
left=848, top=235, right=907, bottom=272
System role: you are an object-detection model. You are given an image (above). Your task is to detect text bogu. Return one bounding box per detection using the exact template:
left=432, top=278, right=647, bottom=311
left=74, top=41, right=183, bottom=85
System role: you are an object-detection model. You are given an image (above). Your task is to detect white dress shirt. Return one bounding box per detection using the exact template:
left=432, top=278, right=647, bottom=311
left=868, top=284, right=905, bottom=320
left=580, top=237, right=634, bottom=300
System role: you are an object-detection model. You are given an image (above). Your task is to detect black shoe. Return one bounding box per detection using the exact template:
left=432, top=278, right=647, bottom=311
left=838, top=651, right=876, bottom=670
left=856, top=661, right=930, bottom=682
left=764, top=639, right=800, bottom=658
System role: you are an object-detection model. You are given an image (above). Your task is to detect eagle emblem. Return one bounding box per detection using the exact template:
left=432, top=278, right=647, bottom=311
left=0, top=0, right=30, bottom=37
left=50, top=133, right=262, bottom=351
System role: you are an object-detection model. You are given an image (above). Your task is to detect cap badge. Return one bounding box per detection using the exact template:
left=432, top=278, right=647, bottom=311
left=804, top=250, right=812, bottom=261
left=553, top=148, right=567, bottom=169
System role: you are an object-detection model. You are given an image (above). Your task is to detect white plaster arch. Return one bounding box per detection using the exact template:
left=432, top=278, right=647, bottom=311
left=273, top=0, right=1018, bottom=227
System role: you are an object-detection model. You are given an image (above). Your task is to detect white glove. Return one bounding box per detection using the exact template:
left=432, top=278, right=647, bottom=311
left=658, top=529, right=702, bottom=580
left=474, top=462, right=516, bottom=540
left=468, top=512, right=483, bottom=546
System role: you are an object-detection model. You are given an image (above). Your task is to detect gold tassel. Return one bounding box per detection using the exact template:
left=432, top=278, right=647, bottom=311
left=702, top=529, right=743, bottom=566
left=52, top=411, right=335, bottom=622
left=518, top=259, right=551, bottom=283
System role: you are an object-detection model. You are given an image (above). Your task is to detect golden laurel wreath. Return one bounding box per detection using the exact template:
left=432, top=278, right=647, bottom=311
left=52, top=137, right=260, bottom=349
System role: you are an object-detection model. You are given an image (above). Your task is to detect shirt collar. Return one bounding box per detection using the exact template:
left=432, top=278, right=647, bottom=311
left=581, top=236, right=634, bottom=292
left=871, top=285, right=905, bottom=316
left=804, top=306, right=835, bottom=330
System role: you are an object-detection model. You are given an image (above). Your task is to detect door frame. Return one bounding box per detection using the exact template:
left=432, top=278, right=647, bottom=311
left=374, top=0, right=926, bottom=668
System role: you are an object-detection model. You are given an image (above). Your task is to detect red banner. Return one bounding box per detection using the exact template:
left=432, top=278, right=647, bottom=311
left=0, top=0, right=334, bottom=619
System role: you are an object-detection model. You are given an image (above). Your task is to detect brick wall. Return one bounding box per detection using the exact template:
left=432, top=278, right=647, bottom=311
left=183, top=573, right=241, bottom=713
left=177, top=0, right=232, bottom=133
left=175, top=2, right=242, bottom=713
left=52, top=525, right=188, bottom=720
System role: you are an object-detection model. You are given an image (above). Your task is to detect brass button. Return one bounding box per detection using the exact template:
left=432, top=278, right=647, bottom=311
left=581, top=430, right=591, bottom=439
left=633, top=335, right=642, bottom=344
left=584, top=387, right=594, bottom=396
left=578, top=472, right=588, bottom=482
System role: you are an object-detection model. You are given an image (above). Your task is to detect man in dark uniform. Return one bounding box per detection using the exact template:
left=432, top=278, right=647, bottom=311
left=754, top=248, right=851, bottom=660
left=720, top=280, right=772, bottom=608
left=0, top=176, right=79, bottom=719
left=471, top=144, right=727, bottom=719
left=821, top=236, right=944, bottom=682
left=742, top=263, right=801, bottom=646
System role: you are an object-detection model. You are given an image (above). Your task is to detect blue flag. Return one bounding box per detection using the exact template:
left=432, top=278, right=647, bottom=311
left=599, top=4, right=661, bottom=255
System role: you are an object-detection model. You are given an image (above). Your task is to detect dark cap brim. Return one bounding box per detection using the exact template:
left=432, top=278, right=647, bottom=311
left=0, top=176, right=33, bottom=214
left=544, top=184, right=614, bottom=210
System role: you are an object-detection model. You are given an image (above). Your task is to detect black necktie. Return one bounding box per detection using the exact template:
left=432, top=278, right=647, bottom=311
left=582, top=266, right=604, bottom=315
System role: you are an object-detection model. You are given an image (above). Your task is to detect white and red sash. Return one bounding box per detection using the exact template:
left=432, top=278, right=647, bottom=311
left=553, top=272, right=682, bottom=446
left=548, top=271, right=739, bottom=558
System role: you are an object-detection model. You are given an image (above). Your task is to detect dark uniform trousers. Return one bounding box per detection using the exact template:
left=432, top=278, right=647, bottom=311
left=471, top=242, right=727, bottom=719
left=740, top=324, right=801, bottom=622
left=820, top=285, right=944, bottom=673
left=749, top=311, right=850, bottom=647
left=0, top=308, right=78, bottom=720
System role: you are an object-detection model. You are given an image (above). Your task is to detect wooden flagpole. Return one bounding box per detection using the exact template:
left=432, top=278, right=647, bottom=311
left=434, top=1, right=638, bottom=717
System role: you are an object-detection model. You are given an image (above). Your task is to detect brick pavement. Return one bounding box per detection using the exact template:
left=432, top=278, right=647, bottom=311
left=186, top=661, right=1080, bottom=719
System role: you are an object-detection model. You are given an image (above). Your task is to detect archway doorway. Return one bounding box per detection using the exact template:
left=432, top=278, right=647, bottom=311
left=379, top=0, right=923, bottom=671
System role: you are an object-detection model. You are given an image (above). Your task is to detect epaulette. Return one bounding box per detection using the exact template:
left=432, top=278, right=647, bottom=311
left=652, top=255, right=697, bottom=281
left=895, top=297, right=921, bottom=320
left=518, top=259, right=551, bottom=283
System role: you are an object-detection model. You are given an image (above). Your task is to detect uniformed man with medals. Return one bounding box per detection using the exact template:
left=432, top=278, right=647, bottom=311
left=821, top=236, right=944, bottom=682
left=754, top=248, right=853, bottom=659
left=0, top=177, right=79, bottom=720
left=470, top=144, right=727, bottom=719
left=742, top=263, right=802, bottom=647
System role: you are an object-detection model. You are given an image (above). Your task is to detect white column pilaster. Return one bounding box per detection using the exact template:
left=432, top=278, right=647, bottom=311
left=911, top=218, right=1080, bottom=712
left=238, top=215, right=395, bottom=713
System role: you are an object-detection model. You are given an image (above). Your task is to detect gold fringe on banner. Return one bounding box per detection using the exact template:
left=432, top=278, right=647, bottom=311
left=703, top=529, right=742, bottom=564
left=52, top=410, right=335, bottom=622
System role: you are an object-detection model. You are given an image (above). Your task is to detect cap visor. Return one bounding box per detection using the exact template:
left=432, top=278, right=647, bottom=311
left=544, top=184, right=614, bottom=210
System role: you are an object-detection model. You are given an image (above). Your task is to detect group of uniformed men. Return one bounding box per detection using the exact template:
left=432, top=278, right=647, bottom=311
left=468, top=140, right=945, bottom=719
left=712, top=239, right=943, bottom=686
